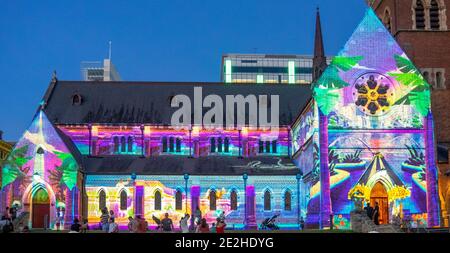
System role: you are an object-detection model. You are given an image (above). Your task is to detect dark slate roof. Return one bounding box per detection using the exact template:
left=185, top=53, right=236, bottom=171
left=42, top=81, right=312, bottom=126
left=81, top=155, right=300, bottom=176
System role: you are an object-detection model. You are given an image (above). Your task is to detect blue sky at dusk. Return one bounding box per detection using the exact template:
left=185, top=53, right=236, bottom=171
left=0, top=0, right=368, bottom=140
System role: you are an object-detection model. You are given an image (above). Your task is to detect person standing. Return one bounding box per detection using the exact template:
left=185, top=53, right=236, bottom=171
left=137, top=216, right=148, bottom=233
left=373, top=202, right=380, bottom=225
left=299, top=216, right=305, bottom=230
left=81, top=218, right=89, bottom=233
left=196, top=218, right=210, bottom=233
left=161, top=213, right=174, bottom=232
left=180, top=214, right=190, bottom=233
left=108, top=218, right=119, bottom=233
left=109, top=210, right=115, bottom=222
left=194, top=207, right=202, bottom=225
left=9, top=205, right=17, bottom=221
left=128, top=216, right=139, bottom=233
left=216, top=218, right=226, bottom=234
left=364, top=203, right=373, bottom=220
left=100, top=208, right=110, bottom=232
left=218, top=211, right=226, bottom=223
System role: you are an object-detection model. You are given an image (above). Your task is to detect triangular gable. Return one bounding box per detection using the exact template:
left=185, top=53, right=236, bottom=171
left=1, top=110, right=79, bottom=190
left=313, top=8, right=430, bottom=128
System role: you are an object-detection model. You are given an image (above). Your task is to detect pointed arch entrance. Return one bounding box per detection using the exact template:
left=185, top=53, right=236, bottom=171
left=32, top=188, right=50, bottom=228
left=370, top=182, right=389, bottom=224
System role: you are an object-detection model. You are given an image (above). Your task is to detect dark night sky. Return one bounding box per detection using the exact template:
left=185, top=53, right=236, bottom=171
left=0, top=0, right=368, bottom=140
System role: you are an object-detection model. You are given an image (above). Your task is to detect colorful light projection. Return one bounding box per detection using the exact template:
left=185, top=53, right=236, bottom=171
left=85, top=175, right=300, bottom=229
left=305, top=8, right=439, bottom=228
left=59, top=125, right=291, bottom=157
left=1, top=110, right=79, bottom=228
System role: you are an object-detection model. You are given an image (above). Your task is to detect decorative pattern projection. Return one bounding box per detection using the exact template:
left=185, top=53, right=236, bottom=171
left=304, top=8, right=436, bottom=228
left=1, top=111, right=79, bottom=219
left=313, top=9, right=430, bottom=130
left=85, top=175, right=300, bottom=229
left=59, top=126, right=291, bottom=158
left=291, top=102, right=317, bottom=155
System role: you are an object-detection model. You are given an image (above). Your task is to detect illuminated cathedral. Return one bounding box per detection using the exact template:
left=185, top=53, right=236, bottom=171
left=0, top=8, right=441, bottom=230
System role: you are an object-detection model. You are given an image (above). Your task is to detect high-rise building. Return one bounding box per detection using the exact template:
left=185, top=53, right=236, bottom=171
left=370, top=0, right=450, bottom=227
left=220, top=54, right=331, bottom=85
left=220, top=9, right=331, bottom=85
left=81, top=58, right=121, bottom=81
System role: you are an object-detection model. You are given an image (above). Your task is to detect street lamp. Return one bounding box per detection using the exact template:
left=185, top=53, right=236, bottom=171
left=296, top=173, right=302, bottom=230
left=242, top=173, right=248, bottom=227
left=184, top=173, right=190, bottom=212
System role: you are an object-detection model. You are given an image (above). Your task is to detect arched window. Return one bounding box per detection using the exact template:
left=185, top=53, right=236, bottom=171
left=271, top=140, right=278, bottom=154
left=99, top=190, right=106, bottom=210
left=209, top=190, right=217, bottom=210
left=259, top=140, right=264, bottom=153
left=154, top=190, right=162, bottom=210
left=127, top=136, right=133, bottom=153
left=176, top=138, right=182, bottom=153
left=169, top=137, right=175, bottom=152
left=175, top=190, right=183, bottom=210
left=265, top=141, right=271, bottom=153
left=436, top=71, right=444, bottom=88
left=284, top=190, right=292, bottom=211
left=210, top=138, right=216, bottom=153
left=423, top=71, right=430, bottom=83
left=224, top=137, right=230, bottom=153
left=415, top=0, right=426, bottom=29
left=217, top=137, right=223, bottom=152
left=120, top=136, right=126, bottom=153
left=113, top=136, right=119, bottom=153
left=162, top=136, right=168, bottom=153
left=72, top=94, right=82, bottom=105
left=430, top=0, right=440, bottom=29
left=120, top=190, right=127, bottom=210
left=230, top=190, right=238, bottom=211
left=264, top=190, right=271, bottom=211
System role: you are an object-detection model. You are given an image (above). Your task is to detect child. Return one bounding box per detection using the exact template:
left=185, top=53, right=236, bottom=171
left=81, top=218, right=89, bottom=233
left=55, top=215, right=62, bottom=231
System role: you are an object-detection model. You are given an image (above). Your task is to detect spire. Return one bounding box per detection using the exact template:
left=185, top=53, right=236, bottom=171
left=312, top=7, right=328, bottom=83
left=314, top=7, right=325, bottom=59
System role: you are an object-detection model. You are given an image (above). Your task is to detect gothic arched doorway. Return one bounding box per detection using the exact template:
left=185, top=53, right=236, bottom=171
left=370, top=182, right=389, bottom=224
left=32, top=188, right=50, bottom=228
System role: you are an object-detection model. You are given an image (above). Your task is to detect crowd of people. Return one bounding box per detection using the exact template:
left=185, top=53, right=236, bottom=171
left=1, top=205, right=28, bottom=233
left=66, top=206, right=228, bottom=233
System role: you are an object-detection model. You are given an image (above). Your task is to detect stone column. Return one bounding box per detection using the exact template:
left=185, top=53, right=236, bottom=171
left=245, top=185, right=258, bottom=230
left=424, top=112, right=440, bottom=227
left=134, top=185, right=144, bottom=218
left=319, top=110, right=332, bottom=229
left=190, top=185, right=200, bottom=229
left=64, top=188, right=73, bottom=229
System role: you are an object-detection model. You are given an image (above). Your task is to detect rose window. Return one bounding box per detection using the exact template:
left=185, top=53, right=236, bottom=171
left=353, top=73, right=394, bottom=116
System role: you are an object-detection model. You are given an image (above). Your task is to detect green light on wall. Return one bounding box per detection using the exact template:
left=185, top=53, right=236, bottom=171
left=288, top=61, right=295, bottom=84
left=257, top=75, right=264, bottom=84
left=225, top=59, right=232, bottom=83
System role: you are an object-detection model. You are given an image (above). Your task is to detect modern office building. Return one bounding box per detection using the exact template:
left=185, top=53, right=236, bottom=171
left=80, top=58, right=121, bottom=81
left=220, top=54, right=331, bottom=85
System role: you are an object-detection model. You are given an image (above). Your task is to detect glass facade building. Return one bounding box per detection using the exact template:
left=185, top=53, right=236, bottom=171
left=221, top=54, right=332, bottom=84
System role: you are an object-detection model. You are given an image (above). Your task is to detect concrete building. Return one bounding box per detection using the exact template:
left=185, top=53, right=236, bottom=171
left=81, top=58, right=121, bottom=81
left=220, top=54, right=331, bottom=85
